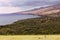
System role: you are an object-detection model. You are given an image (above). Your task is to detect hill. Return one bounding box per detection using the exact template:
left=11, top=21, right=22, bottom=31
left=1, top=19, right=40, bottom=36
left=19, top=4, right=60, bottom=16
left=0, top=4, right=60, bottom=35
left=0, top=15, right=60, bottom=35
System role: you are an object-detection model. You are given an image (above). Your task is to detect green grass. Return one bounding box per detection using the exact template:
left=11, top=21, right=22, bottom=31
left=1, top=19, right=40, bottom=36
left=0, top=16, right=60, bottom=35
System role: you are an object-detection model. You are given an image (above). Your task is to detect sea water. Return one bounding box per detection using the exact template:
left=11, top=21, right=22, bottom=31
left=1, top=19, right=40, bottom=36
left=0, top=14, right=39, bottom=25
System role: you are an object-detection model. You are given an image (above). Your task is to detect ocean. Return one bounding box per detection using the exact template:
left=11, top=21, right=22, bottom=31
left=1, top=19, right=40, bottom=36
left=0, top=14, right=39, bottom=25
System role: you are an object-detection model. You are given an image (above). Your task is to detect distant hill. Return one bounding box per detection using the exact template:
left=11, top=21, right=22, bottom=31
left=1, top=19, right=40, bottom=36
left=18, top=4, right=60, bottom=16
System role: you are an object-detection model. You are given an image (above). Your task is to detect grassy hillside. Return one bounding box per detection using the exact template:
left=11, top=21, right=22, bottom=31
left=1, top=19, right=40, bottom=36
left=0, top=16, right=60, bottom=35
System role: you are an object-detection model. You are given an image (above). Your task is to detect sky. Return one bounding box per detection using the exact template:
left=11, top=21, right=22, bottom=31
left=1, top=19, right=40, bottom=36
left=0, top=0, right=60, bottom=14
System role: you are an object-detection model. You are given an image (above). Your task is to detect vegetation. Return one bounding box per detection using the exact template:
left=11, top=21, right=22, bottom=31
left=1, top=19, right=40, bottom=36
left=0, top=15, right=60, bottom=35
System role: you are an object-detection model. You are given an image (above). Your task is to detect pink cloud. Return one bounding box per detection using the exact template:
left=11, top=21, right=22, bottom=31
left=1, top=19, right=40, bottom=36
left=0, top=7, right=23, bottom=14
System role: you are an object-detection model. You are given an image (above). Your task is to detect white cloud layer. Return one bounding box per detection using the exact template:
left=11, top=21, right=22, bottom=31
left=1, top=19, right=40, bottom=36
left=0, top=0, right=12, bottom=6
left=0, top=0, right=12, bottom=2
left=0, top=7, right=23, bottom=14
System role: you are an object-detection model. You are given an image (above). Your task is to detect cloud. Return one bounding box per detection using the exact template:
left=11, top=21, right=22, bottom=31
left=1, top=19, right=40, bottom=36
left=0, top=7, right=23, bottom=14
left=23, top=0, right=60, bottom=7
left=0, top=0, right=60, bottom=7
left=0, top=0, right=12, bottom=3
left=45, top=0, right=60, bottom=2
left=0, top=0, right=13, bottom=6
left=8, top=0, right=60, bottom=8
left=0, top=0, right=60, bottom=14
left=24, top=1, right=47, bottom=6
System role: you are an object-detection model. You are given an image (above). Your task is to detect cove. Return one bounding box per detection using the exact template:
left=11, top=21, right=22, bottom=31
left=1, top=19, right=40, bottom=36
left=0, top=14, right=39, bottom=25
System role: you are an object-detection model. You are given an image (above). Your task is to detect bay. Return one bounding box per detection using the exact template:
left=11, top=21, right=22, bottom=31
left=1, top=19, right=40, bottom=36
left=0, top=14, right=39, bottom=25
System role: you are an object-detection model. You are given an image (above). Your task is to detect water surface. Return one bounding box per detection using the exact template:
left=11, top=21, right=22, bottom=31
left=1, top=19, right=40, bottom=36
left=0, top=14, right=39, bottom=25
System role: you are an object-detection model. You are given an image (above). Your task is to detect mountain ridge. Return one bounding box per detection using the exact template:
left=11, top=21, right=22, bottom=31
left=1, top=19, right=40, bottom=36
left=18, top=4, right=60, bottom=16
